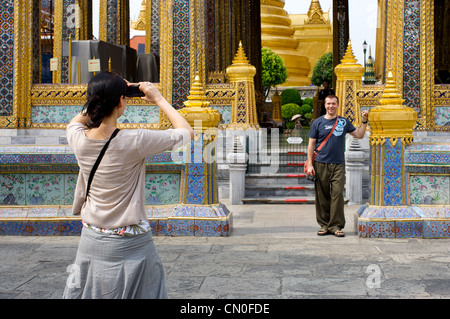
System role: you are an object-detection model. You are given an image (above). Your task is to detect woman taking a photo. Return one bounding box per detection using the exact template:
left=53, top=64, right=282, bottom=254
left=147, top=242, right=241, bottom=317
left=63, top=72, right=193, bottom=299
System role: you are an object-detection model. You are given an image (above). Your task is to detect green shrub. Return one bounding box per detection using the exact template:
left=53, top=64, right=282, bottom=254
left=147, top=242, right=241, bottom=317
left=300, top=104, right=312, bottom=116
left=281, top=89, right=302, bottom=106
left=281, top=103, right=301, bottom=120
left=303, top=97, right=313, bottom=106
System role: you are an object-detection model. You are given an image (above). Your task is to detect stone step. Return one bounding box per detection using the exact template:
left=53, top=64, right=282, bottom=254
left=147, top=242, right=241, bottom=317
left=241, top=196, right=316, bottom=204
left=245, top=173, right=310, bottom=186
left=247, top=163, right=306, bottom=174
left=245, top=184, right=315, bottom=197
left=242, top=196, right=350, bottom=205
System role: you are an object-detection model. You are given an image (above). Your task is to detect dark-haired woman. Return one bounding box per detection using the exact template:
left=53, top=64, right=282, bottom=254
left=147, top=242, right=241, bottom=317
left=63, top=72, right=193, bottom=299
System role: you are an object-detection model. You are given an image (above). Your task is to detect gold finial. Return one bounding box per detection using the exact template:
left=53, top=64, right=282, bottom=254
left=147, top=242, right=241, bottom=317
left=131, top=0, right=147, bottom=30
left=232, top=41, right=249, bottom=65
left=379, top=70, right=404, bottom=107
left=179, top=71, right=222, bottom=130
left=183, top=72, right=210, bottom=108
left=306, top=0, right=327, bottom=24
left=340, top=40, right=358, bottom=64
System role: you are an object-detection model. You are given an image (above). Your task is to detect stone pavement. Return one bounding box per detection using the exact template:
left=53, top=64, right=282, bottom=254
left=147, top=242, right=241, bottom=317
left=1, top=201, right=449, bottom=301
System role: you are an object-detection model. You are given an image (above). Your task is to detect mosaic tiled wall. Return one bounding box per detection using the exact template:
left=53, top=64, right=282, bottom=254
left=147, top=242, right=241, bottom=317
left=0, top=145, right=183, bottom=207
left=106, top=0, right=118, bottom=44
left=31, top=105, right=160, bottom=124
left=403, top=0, right=421, bottom=112
left=0, top=1, right=14, bottom=116
left=172, top=0, right=190, bottom=109
left=405, top=143, right=450, bottom=205
left=150, top=0, right=160, bottom=55
left=0, top=172, right=181, bottom=207
left=30, top=104, right=231, bottom=126
left=383, top=139, right=405, bottom=206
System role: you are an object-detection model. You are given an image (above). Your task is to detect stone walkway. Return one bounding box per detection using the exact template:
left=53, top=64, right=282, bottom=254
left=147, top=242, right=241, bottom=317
left=1, top=201, right=449, bottom=302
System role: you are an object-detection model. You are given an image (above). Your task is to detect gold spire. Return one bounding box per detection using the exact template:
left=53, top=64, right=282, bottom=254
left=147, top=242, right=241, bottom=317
left=183, top=72, right=210, bottom=108
left=379, top=70, right=405, bottom=108
left=305, top=0, right=327, bottom=24
left=130, top=0, right=147, bottom=31
left=340, top=40, right=358, bottom=64
left=226, top=41, right=256, bottom=82
left=232, top=42, right=250, bottom=65
left=179, top=71, right=222, bottom=131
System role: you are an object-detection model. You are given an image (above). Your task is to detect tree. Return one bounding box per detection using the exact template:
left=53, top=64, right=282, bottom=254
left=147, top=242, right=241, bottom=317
left=261, top=47, right=288, bottom=99
left=311, top=52, right=333, bottom=86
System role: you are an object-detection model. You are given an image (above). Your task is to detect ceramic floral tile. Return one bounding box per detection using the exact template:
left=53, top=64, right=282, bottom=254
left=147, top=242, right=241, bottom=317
left=26, top=174, right=64, bottom=205
left=119, top=105, right=160, bottom=124
left=64, top=174, right=78, bottom=205
left=0, top=174, right=26, bottom=205
left=409, top=175, right=450, bottom=205
left=32, top=105, right=80, bottom=123
left=145, top=173, right=181, bottom=205
left=435, top=107, right=450, bottom=126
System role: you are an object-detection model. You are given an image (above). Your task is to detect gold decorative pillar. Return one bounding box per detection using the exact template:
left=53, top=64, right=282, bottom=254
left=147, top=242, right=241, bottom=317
left=172, top=74, right=231, bottom=237
left=334, top=40, right=364, bottom=126
left=226, top=42, right=260, bottom=130
left=13, top=0, right=34, bottom=128
left=368, top=71, right=417, bottom=206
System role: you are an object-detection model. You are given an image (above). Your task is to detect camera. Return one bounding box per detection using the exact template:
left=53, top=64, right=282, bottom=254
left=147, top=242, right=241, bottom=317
left=306, top=174, right=316, bottom=182
left=125, top=84, right=145, bottom=97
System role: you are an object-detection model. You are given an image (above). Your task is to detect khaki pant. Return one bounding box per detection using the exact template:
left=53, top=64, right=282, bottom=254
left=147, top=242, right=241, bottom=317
left=313, top=162, right=346, bottom=233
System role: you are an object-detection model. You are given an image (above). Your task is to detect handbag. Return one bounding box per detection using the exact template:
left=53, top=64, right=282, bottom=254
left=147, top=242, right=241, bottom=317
left=304, top=116, right=339, bottom=173
left=84, top=128, right=120, bottom=201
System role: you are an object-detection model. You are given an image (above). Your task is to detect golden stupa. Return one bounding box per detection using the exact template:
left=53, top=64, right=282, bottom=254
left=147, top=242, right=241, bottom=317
left=289, top=0, right=333, bottom=79
left=261, top=0, right=311, bottom=86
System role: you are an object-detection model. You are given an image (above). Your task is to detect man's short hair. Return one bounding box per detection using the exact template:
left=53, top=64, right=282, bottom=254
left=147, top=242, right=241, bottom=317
left=325, top=94, right=339, bottom=104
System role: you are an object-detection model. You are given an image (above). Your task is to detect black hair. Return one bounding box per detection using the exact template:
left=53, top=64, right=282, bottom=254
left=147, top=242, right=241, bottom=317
left=82, top=72, right=127, bottom=129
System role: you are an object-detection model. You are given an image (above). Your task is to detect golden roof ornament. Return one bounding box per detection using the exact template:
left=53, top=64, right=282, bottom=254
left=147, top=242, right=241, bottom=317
left=368, top=70, right=417, bottom=145
left=232, top=41, right=250, bottom=65
left=179, top=72, right=222, bottom=131
left=305, top=0, right=327, bottom=24
left=226, top=42, right=256, bottom=80
left=341, top=40, right=358, bottom=64
left=130, top=0, right=147, bottom=31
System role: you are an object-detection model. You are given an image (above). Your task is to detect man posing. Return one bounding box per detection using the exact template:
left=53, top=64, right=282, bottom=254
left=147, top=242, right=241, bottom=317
left=306, top=95, right=368, bottom=237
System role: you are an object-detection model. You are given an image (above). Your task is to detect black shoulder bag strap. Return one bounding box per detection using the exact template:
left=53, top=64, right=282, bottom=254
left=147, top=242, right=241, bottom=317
left=85, top=128, right=120, bottom=202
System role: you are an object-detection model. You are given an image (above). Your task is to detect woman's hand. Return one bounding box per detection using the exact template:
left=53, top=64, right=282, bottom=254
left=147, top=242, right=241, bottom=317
left=139, top=82, right=164, bottom=105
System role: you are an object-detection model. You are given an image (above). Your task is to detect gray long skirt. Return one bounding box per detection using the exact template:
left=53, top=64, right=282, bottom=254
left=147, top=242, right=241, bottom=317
left=63, top=226, right=168, bottom=299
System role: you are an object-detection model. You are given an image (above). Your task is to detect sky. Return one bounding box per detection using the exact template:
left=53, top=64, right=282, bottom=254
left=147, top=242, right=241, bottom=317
left=96, top=0, right=378, bottom=67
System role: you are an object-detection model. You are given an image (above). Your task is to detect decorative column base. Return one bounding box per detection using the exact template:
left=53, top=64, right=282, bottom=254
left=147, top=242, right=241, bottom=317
left=355, top=205, right=450, bottom=238
left=151, top=204, right=232, bottom=237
